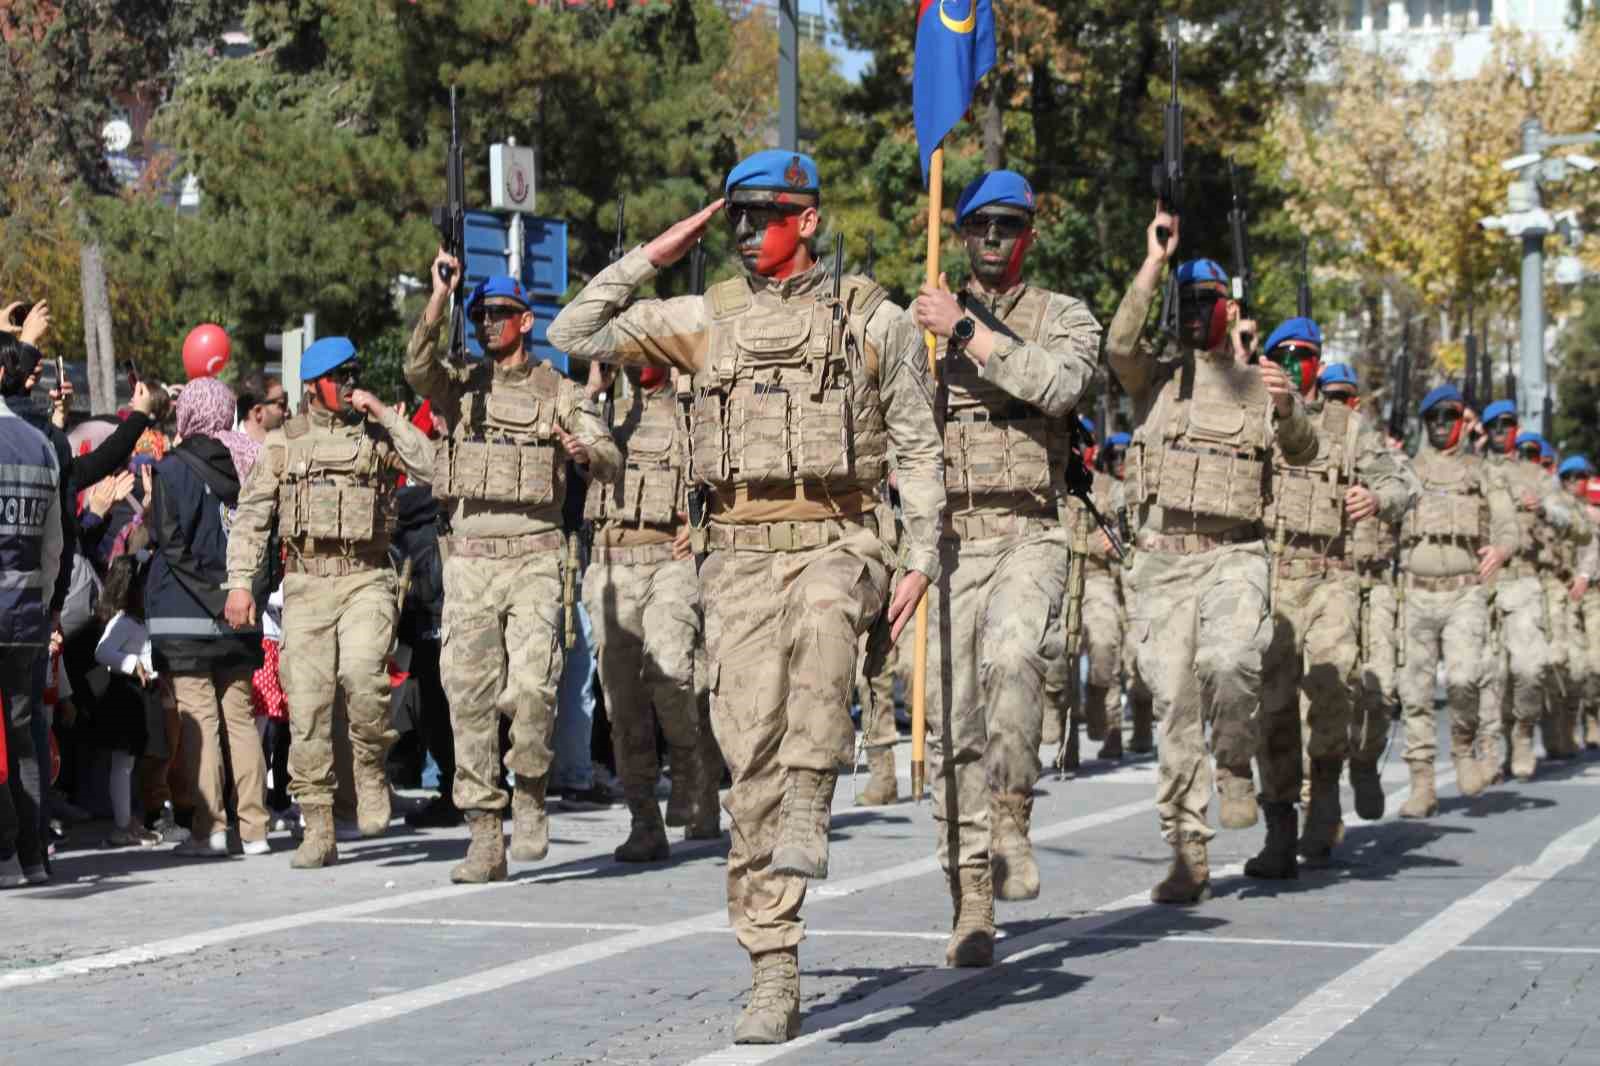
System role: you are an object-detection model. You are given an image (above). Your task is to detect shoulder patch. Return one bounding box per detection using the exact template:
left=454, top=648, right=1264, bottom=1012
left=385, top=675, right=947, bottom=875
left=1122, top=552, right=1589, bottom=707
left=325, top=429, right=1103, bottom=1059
left=708, top=277, right=753, bottom=321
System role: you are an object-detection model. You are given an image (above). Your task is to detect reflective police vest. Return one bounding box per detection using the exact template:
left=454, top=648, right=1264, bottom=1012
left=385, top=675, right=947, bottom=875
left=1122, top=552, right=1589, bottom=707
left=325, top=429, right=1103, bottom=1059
left=0, top=412, right=58, bottom=647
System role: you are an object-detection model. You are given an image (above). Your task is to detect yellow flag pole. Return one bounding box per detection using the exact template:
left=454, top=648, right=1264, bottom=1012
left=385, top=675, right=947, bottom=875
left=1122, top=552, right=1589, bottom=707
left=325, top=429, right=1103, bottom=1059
left=910, top=144, right=944, bottom=804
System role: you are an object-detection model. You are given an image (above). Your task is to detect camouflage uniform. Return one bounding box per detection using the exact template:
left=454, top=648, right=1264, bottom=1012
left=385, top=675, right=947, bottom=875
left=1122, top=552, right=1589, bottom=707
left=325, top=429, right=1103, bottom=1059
left=1579, top=503, right=1600, bottom=746
left=1104, top=277, right=1318, bottom=899
left=225, top=404, right=433, bottom=862
left=1397, top=444, right=1519, bottom=809
left=1251, top=401, right=1416, bottom=870
left=1483, top=452, right=1585, bottom=772
left=405, top=316, right=619, bottom=879
left=852, top=600, right=903, bottom=806
left=1350, top=513, right=1403, bottom=771
left=582, top=375, right=718, bottom=856
left=548, top=246, right=944, bottom=959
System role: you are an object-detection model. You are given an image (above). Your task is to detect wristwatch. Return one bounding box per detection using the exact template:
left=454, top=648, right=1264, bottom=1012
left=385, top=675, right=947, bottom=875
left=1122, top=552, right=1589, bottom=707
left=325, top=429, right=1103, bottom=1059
left=951, top=316, right=976, bottom=348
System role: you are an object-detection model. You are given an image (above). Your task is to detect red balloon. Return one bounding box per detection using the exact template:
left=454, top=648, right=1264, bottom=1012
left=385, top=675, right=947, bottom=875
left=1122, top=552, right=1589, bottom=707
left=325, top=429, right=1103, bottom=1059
left=182, top=323, right=231, bottom=379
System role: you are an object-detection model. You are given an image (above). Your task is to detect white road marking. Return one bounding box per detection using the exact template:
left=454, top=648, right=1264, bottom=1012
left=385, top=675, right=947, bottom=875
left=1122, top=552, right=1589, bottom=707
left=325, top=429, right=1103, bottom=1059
left=1207, top=807, right=1600, bottom=1066
left=117, top=797, right=1154, bottom=1066
left=334, top=917, right=650, bottom=933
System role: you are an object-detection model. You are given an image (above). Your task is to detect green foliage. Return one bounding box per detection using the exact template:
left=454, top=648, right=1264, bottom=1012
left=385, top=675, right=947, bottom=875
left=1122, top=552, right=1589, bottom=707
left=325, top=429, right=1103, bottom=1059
left=1553, top=286, right=1600, bottom=458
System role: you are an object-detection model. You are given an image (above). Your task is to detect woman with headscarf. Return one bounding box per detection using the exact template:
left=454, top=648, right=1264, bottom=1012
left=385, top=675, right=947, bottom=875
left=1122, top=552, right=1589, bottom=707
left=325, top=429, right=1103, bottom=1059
left=143, top=377, right=269, bottom=857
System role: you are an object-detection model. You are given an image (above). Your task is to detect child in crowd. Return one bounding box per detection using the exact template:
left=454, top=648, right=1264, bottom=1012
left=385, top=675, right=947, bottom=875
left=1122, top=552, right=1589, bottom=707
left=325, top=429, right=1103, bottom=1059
left=93, top=550, right=163, bottom=848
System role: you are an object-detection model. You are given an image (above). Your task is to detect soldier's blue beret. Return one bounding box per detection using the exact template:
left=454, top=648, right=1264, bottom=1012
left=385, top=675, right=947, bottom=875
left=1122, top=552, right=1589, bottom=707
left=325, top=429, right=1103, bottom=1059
left=1482, top=399, right=1518, bottom=423
left=1515, top=430, right=1547, bottom=450
left=725, top=150, right=820, bottom=199
left=1176, top=259, right=1229, bottom=287
left=1107, top=432, right=1132, bottom=448
left=955, top=170, right=1036, bottom=223
left=1266, top=317, right=1323, bottom=352
left=1318, top=363, right=1357, bottom=388
left=300, top=337, right=357, bottom=383
left=465, top=275, right=530, bottom=319
left=1419, top=384, right=1463, bottom=415
left=1559, top=456, right=1593, bottom=477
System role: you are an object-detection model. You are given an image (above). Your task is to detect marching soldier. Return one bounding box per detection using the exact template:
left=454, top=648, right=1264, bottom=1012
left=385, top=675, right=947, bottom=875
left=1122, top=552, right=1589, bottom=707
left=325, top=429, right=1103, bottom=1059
left=582, top=361, right=721, bottom=860
left=1105, top=208, right=1317, bottom=905
left=910, top=168, right=1100, bottom=957
left=1242, top=325, right=1416, bottom=880
left=1395, top=386, right=1519, bottom=817
left=853, top=594, right=904, bottom=807
left=548, top=150, right=944, bottom=1043
left=1477, top=400, right=1582, bottom=779
left=1558, top=456, right=1600, bottom=748
left=406, top=271, right=620, bottom=884
left=1082, top=431, right=1134, bottom=761
left=1321, top=364, right=1403, bottom=819
left=224, top=338, right=435, bottom=867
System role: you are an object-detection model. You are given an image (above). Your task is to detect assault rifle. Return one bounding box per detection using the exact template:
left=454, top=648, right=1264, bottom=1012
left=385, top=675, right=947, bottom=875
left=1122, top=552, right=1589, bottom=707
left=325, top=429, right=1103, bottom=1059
left=431, top=87, right=467, bottom=361
left=1151, top=15, right=1183, bottom=341
left=1297, top=237, right=1313, bottom=320
left=610, top=195, right=627, bottom=264
left=864, top=233, right=877, bottom=281
left=1227, top=159, right=1253, bottom=353
left=1388, top=323, right=1412, bottom=444
left=1464, top=312, right=1479, bottom=411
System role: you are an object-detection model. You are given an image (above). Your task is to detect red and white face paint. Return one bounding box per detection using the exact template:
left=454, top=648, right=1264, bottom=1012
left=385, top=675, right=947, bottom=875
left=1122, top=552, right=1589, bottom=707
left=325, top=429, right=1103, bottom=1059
left=314, top=376, right=347, bottom=414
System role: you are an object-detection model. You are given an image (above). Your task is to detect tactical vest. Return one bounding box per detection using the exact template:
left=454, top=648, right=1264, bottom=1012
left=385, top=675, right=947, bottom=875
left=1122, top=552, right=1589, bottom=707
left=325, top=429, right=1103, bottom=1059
left=432, top=362, right=565, bottom=507
left=585, top=379, right=683, bottom=528
left=688, top=274, right=888, bottom=494
left=941, top=287, right=1072, bottom=508
left=1267, top=401, right=1361, bottom=539
left=1131, top=354, right=1273, bottom=523
left=1403, top=450, right=1486, bottom=546
left=273, top=415, right=395, bottom=548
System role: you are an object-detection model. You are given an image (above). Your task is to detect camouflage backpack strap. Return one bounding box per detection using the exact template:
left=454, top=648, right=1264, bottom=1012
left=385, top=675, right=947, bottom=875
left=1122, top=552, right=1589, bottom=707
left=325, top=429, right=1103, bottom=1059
left=841, top=275, right=889, bottom=379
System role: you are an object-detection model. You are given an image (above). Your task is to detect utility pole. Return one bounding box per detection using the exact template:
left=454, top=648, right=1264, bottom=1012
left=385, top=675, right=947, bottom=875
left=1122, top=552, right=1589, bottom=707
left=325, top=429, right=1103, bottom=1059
left=778, top=0, right=799, bottom=151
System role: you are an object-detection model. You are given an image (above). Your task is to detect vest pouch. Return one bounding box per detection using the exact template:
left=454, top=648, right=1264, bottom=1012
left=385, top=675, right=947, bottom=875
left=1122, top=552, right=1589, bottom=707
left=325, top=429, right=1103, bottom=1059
left=484, top=442, right=524, bottom=502
left=730, top=385, right=792, bottom=485
left=432, top=438, right=454, bottom=498
left=630, top=464, right=679, bottom=526
left=943, top=423, right=966, bottom=494
left=962, top=421, right=1012, bottom=494
left=690, top=393, right=728, bottom=482
left=516, top=443, right=558, bottom=506
left=338, top=485, right=378, bottom=542
left=793, top=389, right=852, bottom=482
left=1003, top=420, right=1052, bottom=495
left=1273, top=472, right=1342, bottom=538
left=1156, top=445, right=1264, bottom=522
left=304, top=482, right=344, bottom=540
left=451, top=440, right=491, bottom=500
left=484, top=391, right=549, bottom=441
left=277, top=482, right=302, bottom=538
left=1183, top=400, right=1249, bottom=448
left=584, top=476, right=614, bottom=523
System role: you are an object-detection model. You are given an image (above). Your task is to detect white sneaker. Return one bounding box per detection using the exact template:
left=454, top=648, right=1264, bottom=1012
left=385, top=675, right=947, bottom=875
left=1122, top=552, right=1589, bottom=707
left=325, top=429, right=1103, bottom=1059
left=241, top=838, right=271, bottom=856
left=270, top=805, right=302, bottom=834
left=0, top=854, right=24, bottom=888
left=174, top=830, right=229, bottom=858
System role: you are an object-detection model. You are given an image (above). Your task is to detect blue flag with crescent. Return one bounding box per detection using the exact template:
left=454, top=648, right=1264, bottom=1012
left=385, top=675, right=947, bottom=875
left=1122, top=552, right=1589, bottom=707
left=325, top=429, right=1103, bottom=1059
left=913, top=0, right=997, bottom=186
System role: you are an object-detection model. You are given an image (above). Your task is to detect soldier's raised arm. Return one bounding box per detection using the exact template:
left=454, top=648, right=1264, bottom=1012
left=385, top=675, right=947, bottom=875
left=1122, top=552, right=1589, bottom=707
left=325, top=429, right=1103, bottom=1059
left=1104, top=209, right=1178, bottom=403
left=367, top=397, right=434, bottom=485
left=405, top=248, right=464, bottom=404
left=869, top=304, right=945, bottom=583
left=548, top=202, right=725, bottom=373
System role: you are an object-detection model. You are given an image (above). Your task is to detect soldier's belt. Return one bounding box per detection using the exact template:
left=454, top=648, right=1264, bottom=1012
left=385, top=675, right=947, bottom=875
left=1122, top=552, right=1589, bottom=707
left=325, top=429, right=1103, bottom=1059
left=444, top=531, right=566, bottom=559
left=1137, top=525, right=1263, bottom=555
left=1274, top=555, right=1354, bottom=579
left=592, top=542, right=679, bottom=566
left=942, top=511, right=1054, bottom=542
left=705, top=513, right=872, bottom=553
left=1408, top=573, right=1481, bottom=592
left=285, top=551, right=390, bottom=578
left=1498, top=560, right=1534, bottom=581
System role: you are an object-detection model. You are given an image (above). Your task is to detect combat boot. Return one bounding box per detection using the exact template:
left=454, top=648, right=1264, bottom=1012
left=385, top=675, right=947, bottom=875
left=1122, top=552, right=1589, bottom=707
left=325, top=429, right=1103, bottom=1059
left=1243, top=802, right=1299, bottom=880
left=1129, top=697, right=1154, bottom=754
left=665, top=745, right=695, bottom=828
left=1348, top=758, right=1385, bottom=821
left=614, top=796, right=670, bottom=863
left=1542, top=710, right=1577, bottom=761
left=1214, top=765, right=1259, bottom=830
left=353, top=757, right=392, bottom=838
left=1397, top=760, right=1438, bottom=819
left=733, top=947, right=800, bottom=1044
left=771, top=769, right=836, bottom=879
left=1476, top=732, right=1505, bottom=786
left=685, top=753, right=723, bottom=840
left=1150, top=835, right=1211, bottom=904
left=945, top=866, right=995, bottom=968
left=855, top=746, right=899, bottom=807
left=1298, top=758, right=1345, bottom=867
left=450, top=810, right=507, bottom=883
left=509, top=775, right=549, bottom=862
left=1510, top=720, right=1538, bottom=781
left=1452, top=735, right=1488, bottom=797
left=989, top=790, right=1040, bottom=901
left=1093, top=686, right=1123, bottom=760
left=289, top=805, right=337, bottom=869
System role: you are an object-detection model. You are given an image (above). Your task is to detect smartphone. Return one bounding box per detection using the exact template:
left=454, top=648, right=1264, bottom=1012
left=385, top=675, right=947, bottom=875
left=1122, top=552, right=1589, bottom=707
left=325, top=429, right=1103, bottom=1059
left=54, top=356, right=65, bottom=391
left=121, top=358, right=139, bottom=390
left=8, top=301, right=34, bottom=330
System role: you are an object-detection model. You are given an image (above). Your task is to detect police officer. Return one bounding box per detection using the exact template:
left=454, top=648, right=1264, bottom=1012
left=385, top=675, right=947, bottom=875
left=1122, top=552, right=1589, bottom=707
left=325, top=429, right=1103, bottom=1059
left=1244, top=324, right=1416, bottom=879
left=1396, top=386, right=1519, bottom=817
left=225, top=338, right=435, bottom=867
left=407, top=272, right=620, bottom=884
left=583, top=361, right=721, bottom=860
left=0, top=349, right=62, bottom=886
left=909, top=168, right=1100, bottom=960
left=549, top=150, right=944, bottom=1044
left=1104, top=207, right=1317, bottom=904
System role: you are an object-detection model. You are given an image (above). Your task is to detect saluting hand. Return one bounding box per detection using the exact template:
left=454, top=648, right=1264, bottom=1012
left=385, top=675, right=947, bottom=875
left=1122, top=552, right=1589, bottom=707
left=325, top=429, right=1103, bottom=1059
left=643, top=200, right=725, bottom=269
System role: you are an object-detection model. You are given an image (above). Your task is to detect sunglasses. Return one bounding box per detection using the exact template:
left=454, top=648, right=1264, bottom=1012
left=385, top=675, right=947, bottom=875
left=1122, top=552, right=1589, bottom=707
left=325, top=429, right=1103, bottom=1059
left=957, top=213, right=1030, bottom=239
left=1486, top=415, right=1518, bottom=433
left=1423, top=408, right=1462, bottom=427
left=725, top=202, right=807, bottom=230
left=265, top=395, right=289, bottom=409
left=1561, top=471, right=1588, bottom=482
left=1518, top=445, right=1544, bottom=460
left=469, top=304, right=527, bottom=326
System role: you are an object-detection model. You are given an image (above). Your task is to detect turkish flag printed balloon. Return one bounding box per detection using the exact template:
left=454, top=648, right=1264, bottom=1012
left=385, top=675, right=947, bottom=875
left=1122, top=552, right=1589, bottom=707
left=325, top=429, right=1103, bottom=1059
left=182, top=323, right=231, bottom=379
